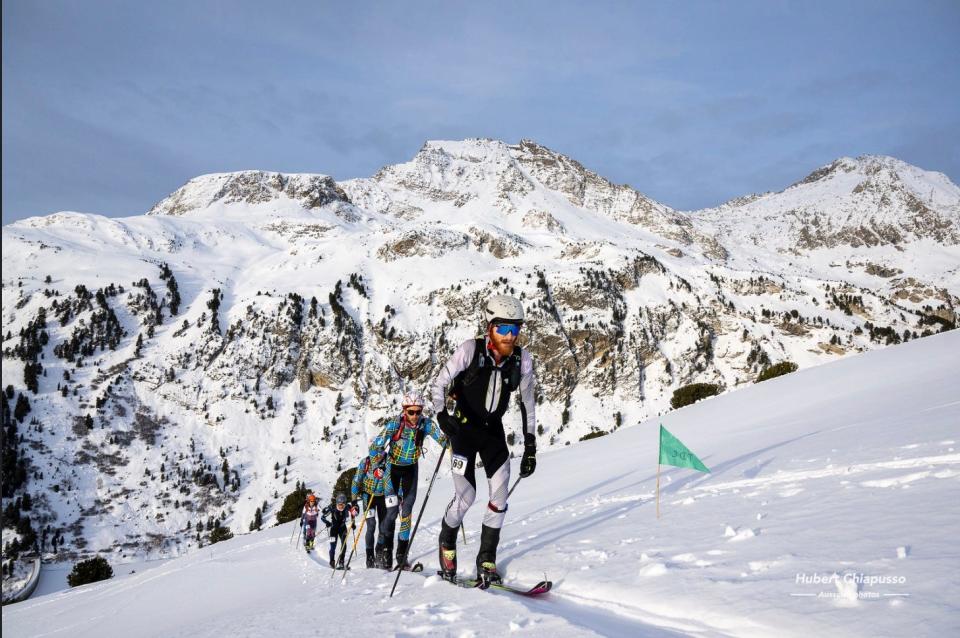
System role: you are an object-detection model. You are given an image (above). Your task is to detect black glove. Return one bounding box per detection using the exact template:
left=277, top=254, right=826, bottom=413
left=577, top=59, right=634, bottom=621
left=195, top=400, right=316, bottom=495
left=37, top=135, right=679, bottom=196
left=520, top=433, right=537, bottom=478
left=437, top=410, right=462, bottom=438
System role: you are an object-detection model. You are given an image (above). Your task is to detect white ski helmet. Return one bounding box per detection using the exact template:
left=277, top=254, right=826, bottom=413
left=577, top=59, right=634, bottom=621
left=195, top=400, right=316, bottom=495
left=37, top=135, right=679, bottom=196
left=401, top=389, right=425, bottom=407
left=485, top=294, right=524, bottom=325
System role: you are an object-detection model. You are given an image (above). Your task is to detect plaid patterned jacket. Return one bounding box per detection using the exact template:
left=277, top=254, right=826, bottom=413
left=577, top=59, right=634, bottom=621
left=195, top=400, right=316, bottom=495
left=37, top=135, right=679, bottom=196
left=350, top=455, right=392, bottom=501
left=371, top=415, right=446, bottom=467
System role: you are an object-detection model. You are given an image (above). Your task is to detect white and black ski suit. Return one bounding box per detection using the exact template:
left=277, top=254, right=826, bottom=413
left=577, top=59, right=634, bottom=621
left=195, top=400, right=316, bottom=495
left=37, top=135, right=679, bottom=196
left=432, top=337, right=537, bottom=533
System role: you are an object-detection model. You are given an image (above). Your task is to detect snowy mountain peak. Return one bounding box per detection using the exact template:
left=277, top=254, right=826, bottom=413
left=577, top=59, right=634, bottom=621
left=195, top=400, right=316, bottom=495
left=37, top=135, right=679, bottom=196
left=418, top=137, right=513, bottom=160
left=347, top=137, right=732, bottom=257
left=146, top=171, right=349, bottom=218
left=697, top=154, right=960, bottom=252
left=793, top=154, right=952, bottom=191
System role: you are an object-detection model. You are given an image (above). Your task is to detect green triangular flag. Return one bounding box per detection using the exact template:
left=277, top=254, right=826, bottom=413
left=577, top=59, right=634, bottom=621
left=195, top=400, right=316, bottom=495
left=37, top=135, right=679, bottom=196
left=659, top=424, right=710, bottom=473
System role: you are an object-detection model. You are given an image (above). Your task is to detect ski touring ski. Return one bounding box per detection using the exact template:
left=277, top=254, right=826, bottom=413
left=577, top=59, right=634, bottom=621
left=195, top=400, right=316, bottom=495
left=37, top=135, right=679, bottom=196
left=435, top=571, right=552, bottom=597
left=394, top=562, right=424, bottom=573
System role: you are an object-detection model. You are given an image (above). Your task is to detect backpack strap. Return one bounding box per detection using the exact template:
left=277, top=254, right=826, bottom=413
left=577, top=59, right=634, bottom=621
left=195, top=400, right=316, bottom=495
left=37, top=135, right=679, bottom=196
left=391, top=418, right=405, bottom=443
left=458, top=338, right=487, bottom=388
left=415, top=419, right=426, bottom=451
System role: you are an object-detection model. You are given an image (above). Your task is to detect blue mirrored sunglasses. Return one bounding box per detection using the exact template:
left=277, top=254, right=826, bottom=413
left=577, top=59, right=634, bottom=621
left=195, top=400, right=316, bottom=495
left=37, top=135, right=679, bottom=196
left=493, top=323, right=521, bottom=337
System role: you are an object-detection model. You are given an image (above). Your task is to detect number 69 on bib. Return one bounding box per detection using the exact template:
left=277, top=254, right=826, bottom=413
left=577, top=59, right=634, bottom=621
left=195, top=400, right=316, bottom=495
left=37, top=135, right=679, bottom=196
left=450, top=454, right=468, bottom=476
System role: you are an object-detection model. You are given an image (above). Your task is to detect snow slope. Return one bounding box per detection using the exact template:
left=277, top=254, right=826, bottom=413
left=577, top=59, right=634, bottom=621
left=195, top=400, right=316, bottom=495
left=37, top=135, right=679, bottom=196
left=5, top=329, right=958, bottom=637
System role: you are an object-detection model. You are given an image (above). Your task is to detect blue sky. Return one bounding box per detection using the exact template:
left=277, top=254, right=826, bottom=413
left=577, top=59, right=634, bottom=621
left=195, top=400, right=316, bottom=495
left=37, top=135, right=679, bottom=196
left=2, top=0, right=958, bottom=224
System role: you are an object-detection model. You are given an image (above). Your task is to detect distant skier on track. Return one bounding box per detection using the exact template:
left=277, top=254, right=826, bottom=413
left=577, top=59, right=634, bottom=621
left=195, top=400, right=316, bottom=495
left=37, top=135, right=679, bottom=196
left=322, top=493, right=358, bottom=569
left=371, top=389, right=447, bottom=571
left=432, top=294, right=539, bottom=587
left=300, top=493, right=321, bottom=551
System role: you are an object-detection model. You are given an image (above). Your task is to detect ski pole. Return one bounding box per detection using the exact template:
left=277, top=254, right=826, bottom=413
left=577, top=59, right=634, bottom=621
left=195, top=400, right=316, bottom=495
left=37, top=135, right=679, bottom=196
left=507, top=476, right=523, bottom=499
left=389, top=441, right=448, bottom=598
left=289, top=519, right=298, bottom=546
left=338, top=494, right=371, bottom=581
left=295, top=520, right=302, bottom=549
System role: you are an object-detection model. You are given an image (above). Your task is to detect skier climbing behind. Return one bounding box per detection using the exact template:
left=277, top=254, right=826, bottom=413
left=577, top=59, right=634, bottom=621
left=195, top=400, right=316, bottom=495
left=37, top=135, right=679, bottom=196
left=432, top=294, right=538, bottom=587
left=350, top=451, right=392, bottom=568
left=322, top=493, right=358, bottom=569
left=371, top=389, right=447, bottom=570
left=300, top=493, right=320, bottom=551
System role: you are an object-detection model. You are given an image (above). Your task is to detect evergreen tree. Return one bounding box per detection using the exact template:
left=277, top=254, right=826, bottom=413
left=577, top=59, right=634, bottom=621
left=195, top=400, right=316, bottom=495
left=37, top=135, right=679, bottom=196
left=209, top=526, right=233, bottom=544
left=670, top=383, right=722, bottom=410
left=249, top=507, right=263, bottom=531
left=757, top=361, right=799, bottom=383
left=67, top=556, right=113, bottom=587
left=332, top=467, right=356, bottom=501
left=275, top=482, right=309, bottom=524
left=14, top=393, right=31, bottom=423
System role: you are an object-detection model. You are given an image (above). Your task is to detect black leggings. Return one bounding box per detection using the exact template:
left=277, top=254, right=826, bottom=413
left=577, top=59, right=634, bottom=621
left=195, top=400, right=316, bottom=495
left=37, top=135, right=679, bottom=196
left=383, top=463, right=419, bottom=544
left=328, top=527, right=347, bottom=563
left=363, top=495, right=389, bottom=551
left=442, top=421, right=511, bottom=530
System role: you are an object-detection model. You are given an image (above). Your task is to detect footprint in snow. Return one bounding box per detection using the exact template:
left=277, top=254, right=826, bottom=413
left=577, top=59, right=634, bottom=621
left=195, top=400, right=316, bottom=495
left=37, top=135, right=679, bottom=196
left=638, top=561, right=669, bottom=578
left=580, top=549, right=608, bottom=562
left=724, top=525, right=759, bottom=542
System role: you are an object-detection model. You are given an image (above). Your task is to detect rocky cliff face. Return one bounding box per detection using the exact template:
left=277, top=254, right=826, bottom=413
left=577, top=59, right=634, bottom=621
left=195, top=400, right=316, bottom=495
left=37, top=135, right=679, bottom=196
left=147, top=172, right=350, bottom=217
left=2, top=140, right=957, bottom=567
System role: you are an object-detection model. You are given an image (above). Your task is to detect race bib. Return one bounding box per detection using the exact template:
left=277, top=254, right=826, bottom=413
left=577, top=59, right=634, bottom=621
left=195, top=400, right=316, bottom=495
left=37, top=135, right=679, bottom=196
left=366, top=508, right=375, bottom=519
left=451, top=454, right=469, bottom=476
left=385, top=494, right=399, bottom=508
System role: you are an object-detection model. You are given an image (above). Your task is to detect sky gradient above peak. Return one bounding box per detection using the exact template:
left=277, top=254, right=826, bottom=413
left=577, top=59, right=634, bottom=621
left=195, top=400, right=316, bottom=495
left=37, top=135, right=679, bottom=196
left=2, top=0, right=959, bottom=225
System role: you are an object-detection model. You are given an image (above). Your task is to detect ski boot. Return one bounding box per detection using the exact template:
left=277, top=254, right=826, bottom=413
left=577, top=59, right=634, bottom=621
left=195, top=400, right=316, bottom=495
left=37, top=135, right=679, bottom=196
left=395, top=539, right=411, bottom=571
left=336, top=556, right=346, bottom=570
left=438, top=519, right=458, bottom=583
left=476, top=561, right=502, bottom=588
left=366, top=548, right=375, bottom=569
left=378, top=546, right=393, bottom=571
left=475, top=524, right=503, bottom=589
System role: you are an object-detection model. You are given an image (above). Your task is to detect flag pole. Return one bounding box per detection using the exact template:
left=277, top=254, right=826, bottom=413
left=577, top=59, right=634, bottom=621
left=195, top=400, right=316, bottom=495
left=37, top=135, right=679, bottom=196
left=656, top=423, right=661, bottom=519
left=656, top=462, right=661, bottom=519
